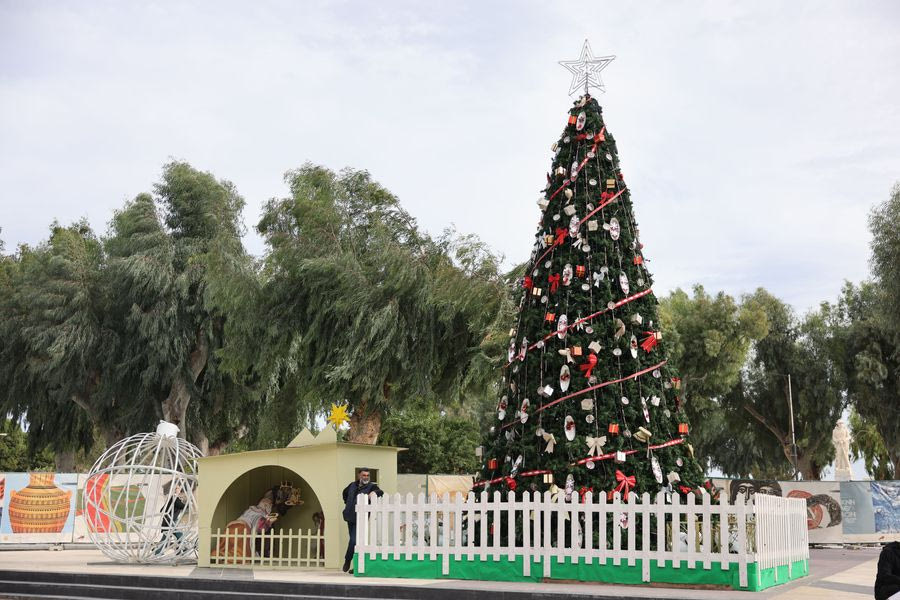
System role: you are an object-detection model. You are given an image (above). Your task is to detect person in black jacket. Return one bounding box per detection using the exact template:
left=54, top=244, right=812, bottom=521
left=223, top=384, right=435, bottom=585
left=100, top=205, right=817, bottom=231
left=154, top=482, right=187, bottom=556
left=341, top=468, right=383, bottom=573
left=876, top=541, right=900, bottom=600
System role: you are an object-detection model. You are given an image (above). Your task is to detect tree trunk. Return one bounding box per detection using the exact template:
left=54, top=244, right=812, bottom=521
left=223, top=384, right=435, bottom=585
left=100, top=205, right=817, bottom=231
left=55, top=450, right=75, bottom=472
left=162, top=327, right=209, bottom=438
left=100, top=425, right=125, bottom=449
left=347, top=401, right=383, bottom=444
left=192, top=432, right=228, bottom=456
left=194, top=432, right=209, bottom=456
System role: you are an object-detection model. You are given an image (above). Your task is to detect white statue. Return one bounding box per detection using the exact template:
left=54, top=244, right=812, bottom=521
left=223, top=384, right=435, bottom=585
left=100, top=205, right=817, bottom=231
left=832, top=420, right=852, bottom=481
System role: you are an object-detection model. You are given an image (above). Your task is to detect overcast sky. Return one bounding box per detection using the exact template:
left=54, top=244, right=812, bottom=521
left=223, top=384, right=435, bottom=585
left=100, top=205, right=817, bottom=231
left=2, top=1, right=898, bottom=315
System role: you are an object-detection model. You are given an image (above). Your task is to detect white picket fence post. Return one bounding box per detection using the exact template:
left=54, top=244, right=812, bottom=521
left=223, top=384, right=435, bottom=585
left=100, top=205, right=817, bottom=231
left=352, top=489, right=807, bottom=587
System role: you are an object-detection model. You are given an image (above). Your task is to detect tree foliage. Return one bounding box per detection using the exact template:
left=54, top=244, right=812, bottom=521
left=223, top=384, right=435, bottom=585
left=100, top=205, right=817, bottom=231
left=379, top=408, right=481, bottom=474
left=0, top=162, right=258, bottom=454
left=658, top=286, right=768, bottom=471
left=727, top=290, right=846, bottom=479
left=0, top=419, right=55, bottom=472
left=247, top=164, right=509, bottom=443
left=832, top=281, right=899, bottom=477
left=869, top=184, right=900, bottom=325
left=848, top=409, right=894, bottom=480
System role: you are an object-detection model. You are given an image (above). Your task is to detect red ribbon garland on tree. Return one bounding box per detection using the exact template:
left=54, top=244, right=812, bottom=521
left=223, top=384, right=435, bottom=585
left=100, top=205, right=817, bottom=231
left=579, top=352, right=598, bottom=379
left=640, top=331, right=660, bottom=353
left=571, top=437, right=684, bottom=466
left=614, top=470, right=636, bottom=501
left=548, top=273, right=560, bottom=293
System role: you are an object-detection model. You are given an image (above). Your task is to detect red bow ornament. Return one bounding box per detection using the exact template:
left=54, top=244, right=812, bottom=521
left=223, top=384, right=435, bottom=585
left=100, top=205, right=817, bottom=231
left=640, top=331, right=661, bottom=353
left=505, top=477, right=518, bottom=491
left=579, top=352, right=598, bottom=379
left=678, top=485, right=692, bottom=495
left=579, top=486, right=594, bottom=503
left=554, top=227, right=568, bottom=246
left=614, top=469, right=636, bottom=501
left=548, top=273, right=560, bottom=293
left=523, top=276, right=534, bottom=291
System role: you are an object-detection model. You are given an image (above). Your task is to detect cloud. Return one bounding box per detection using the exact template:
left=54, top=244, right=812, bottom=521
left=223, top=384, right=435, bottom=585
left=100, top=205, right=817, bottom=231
left=1, top=0, right=898, bottom=313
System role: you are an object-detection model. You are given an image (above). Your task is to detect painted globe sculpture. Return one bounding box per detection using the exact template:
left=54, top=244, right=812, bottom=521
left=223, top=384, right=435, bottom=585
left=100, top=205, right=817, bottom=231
left=83, top=421, right=203, bottom=563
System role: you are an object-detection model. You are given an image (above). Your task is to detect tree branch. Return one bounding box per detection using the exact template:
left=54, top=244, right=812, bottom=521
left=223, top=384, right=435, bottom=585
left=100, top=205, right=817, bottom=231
left=743, top=402, right=788, bottom=445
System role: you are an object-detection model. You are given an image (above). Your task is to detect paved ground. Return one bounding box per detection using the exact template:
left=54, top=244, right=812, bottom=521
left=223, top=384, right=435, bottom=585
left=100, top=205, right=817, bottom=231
left=0, top=546, right=882, bottom=598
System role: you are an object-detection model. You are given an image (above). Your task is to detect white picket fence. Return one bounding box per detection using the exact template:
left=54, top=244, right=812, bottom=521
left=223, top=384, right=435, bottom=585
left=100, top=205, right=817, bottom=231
left=355, top=491, right=808, bottom=588
left=209, top=527, right=325, bottom=569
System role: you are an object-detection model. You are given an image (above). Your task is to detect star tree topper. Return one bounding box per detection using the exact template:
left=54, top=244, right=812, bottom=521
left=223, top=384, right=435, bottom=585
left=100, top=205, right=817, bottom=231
left=559, top=40, right=616, bottom=96
left=327, top=403, right=350, bottom=429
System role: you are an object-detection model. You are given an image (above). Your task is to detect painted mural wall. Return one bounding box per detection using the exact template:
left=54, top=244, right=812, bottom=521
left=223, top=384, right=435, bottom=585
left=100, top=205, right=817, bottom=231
left=0, top=472, right=78, bottom=543
left=712, top=478, right=900, bottom=544
left=1, top=473, right=897, bottom=545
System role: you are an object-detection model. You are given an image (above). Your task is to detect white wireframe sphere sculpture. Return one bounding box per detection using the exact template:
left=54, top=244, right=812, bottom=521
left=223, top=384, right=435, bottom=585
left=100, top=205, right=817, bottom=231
left=83, top=421, right=203, bottom=564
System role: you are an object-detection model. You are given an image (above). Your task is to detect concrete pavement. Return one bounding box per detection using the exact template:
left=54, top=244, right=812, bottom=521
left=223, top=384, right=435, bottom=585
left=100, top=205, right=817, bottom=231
left=0, top=546, right=881, bottom=598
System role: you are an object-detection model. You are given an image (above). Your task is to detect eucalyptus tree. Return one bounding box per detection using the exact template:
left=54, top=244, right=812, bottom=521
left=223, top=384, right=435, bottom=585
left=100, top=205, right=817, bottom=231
left=252, top=164, right=508, bottom=443
left=731, top=290, right=846, bottom=479
left=0, top=162, right=258, bottom=454
left=658, top=285, right=769, bottom=471
left=110, top=162, right=259, bottom=451
left=0, top=222, right=116, bottom=453
left=833, top=281, right=899, bottom=478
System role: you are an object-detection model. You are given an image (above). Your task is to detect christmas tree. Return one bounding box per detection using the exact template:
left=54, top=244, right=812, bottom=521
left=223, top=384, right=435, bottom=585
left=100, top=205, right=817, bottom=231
left=476, top=43, right=704, bottom=503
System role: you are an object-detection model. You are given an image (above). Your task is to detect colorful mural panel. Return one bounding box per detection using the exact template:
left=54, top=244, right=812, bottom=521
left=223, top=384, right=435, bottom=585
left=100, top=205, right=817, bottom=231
left=0, top=472, right=78, bottom=543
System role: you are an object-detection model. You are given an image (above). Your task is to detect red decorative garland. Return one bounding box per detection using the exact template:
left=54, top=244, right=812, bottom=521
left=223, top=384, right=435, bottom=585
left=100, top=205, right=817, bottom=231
left=471, top=469, right=552, bottom=489
left=504, top=288, right=654, bottom=368
left=570, top=437, right=685, bottom=466
left=577, top=187, right=627, bottom=226
left=501, top=359, right=667, bottom=429
left=545, top=127, right=606, bottom=204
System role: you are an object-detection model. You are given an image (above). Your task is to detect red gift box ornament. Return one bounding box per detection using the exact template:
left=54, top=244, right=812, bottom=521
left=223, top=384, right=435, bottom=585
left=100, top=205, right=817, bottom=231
left=575, top=265, right=586, bottom=278
left=641, top=331, right=661, bottom=353
left=567, top=114, right=577, bottom=126
left=548, top=273, right=560, bottom=293
left=678, top=423, right=689, bottom=437
left=545, top=312, right=556, bottom=323
left=608, top=422, right=620, bottom=436
left=614, top=470, right=636, bottom=501
left=633, top=255, right=644, bottom=266
left=488, top=458, right=498, bottom=470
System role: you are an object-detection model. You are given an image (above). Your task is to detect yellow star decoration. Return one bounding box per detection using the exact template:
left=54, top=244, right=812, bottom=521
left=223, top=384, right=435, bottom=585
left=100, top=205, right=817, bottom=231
left=327, top=403, right=350, bottom=430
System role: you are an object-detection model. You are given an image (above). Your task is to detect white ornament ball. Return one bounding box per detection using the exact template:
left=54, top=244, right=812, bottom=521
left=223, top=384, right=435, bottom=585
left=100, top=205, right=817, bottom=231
left=83, top=421, right=203, bottom=564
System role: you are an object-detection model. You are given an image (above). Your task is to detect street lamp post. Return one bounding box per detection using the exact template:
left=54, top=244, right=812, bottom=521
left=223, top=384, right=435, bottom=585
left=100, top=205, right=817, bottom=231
left=786, top=374, right=799, bottom=481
